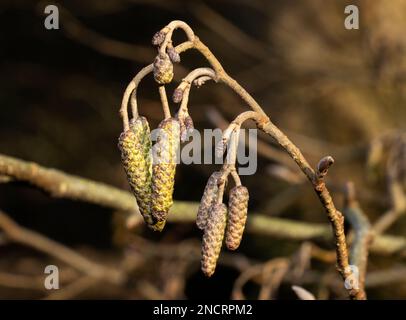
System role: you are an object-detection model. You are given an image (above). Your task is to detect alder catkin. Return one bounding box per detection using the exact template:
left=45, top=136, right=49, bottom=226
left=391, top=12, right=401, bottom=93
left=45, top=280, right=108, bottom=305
left=151, top=118, right=180, bottom=223
left=180, top=115, right=194, bottom=142
left=225, top=185, right=249, bottom=250
left=196, top=171, right=221, bottom=230
left=201, top=203, right=227, bottom=277
left=152, top=31, right=165, bottom=46
left=167, top=46, right=180, bottom=63
left=118, top=117, right=153, bottom=226
left=153, top=53, right=174, bottom=84
left=172, top=88, right=183, bottom=104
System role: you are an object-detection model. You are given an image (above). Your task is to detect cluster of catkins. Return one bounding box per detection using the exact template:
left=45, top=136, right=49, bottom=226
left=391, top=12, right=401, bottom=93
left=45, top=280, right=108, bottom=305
left=118, top=26, right=249, bottom=277
left=197, top=172, right=249, bottom=277
left=118, top=116, right=180, bottom=231
left=118, top=28, right=184, bottom=231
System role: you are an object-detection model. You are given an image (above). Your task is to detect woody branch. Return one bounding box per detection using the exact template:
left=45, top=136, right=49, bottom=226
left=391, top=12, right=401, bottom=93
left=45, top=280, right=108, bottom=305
left=119, top=21, right=356, bottom=298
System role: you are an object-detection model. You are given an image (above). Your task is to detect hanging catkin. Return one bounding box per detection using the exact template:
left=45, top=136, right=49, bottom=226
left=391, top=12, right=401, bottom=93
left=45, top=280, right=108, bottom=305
left=201, top=203, right=227, bottom=277
left=196, top=171, right=222, bottom=230
left=118, top=117, right=154, bottom=226
left=151, top=117, right=180, bottom=223
left=225, top=185, right=249, bottom=250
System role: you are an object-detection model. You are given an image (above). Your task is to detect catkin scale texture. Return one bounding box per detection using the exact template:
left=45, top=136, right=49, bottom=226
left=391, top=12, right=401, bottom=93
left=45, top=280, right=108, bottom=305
left=118, top=117, right=154, bottom=226
left=225, top=185, right=249, bottom=250
left=151, top=118, right=180, bottom=222
left=201, top=203, right=227, bottom=277
left=153, top=53, right=174, bottom=84
left=196, top=171, right=221, bottom=230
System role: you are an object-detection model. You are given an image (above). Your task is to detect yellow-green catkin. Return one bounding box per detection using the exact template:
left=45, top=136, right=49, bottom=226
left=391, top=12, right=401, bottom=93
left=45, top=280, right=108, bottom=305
left=201, top=203, right=227, bottom=277
left=118, top=117, right=164, bottom=231
left=151, top=117, right=180, bottom=224
left=225, top=185, right=249, bottom=250
left=196, top=171, right=222, bottom=230
left=118, top=117, right=152, bottom=223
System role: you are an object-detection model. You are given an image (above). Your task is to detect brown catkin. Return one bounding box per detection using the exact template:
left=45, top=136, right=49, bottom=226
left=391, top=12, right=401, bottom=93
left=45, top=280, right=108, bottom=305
left=152, top=31, right=165, bottom=46
left=184, top=115, right=194, bottom=131
left=151, top=118, right=180, bottom=223
left=225, top=185, right=249, bottom=250
left=167, top=46, right=180, bottom=63
left=179, top=114, right=194, bottom=142
left=118, top=117, right=154, bottom=226
left=201, top=203, right=227, bottom=277
left=196, top=171, right=222, bottom=230
left=172, top=88, right=183, bottom=103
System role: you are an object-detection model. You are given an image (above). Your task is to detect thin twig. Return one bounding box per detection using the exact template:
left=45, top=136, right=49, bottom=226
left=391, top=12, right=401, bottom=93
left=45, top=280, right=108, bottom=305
left=232, top=257, right=289, bottom=300
left=0, top=210, right=124, bottom=284
left=191, top=2, right=269, bottom=60
left=0, top=154, right=404, bottom=257
left=373, top=135, right=406, bottom=234
left=158, top=85, right=171, bottom=119
left=58, top=5, right=154, bottom=63
left=43, top=276, right=99, bottom=300
left=121, top=41, right=194, bottom=130
left=0, top=272, right=47, bottom=290
left=206, top=108, right=300, bottom=173
left=343, top=182, right=372, bottom=300
left=258, top=258, right=290, bottom=300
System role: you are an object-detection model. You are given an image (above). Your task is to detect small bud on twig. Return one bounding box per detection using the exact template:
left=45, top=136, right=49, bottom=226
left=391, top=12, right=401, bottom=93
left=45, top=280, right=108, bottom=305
left=316, top=156, right=335, bottom=180
left=179, top=115, right=194, bottom=142
left=152, top=31, right=165, bottom=46
left=216, top=125, right=238, bottom=158
left=172, top=88, right=184, bottom=104
left=184, top=115, right=194, bottom=132
left=167, top=46, right=181, bottom=63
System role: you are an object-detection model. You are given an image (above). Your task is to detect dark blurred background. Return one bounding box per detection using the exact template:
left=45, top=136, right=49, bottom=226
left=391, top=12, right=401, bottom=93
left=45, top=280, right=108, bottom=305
left=0, top=0, right=405, bottom=299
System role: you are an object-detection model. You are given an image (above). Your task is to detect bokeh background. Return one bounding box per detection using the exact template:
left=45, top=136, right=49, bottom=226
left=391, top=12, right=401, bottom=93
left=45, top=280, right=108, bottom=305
left=0, top=0, right=405, bottom=299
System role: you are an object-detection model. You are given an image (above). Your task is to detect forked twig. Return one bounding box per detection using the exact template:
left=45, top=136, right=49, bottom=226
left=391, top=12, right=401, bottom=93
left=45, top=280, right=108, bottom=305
left=120, top=21, right=355, bottom=297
